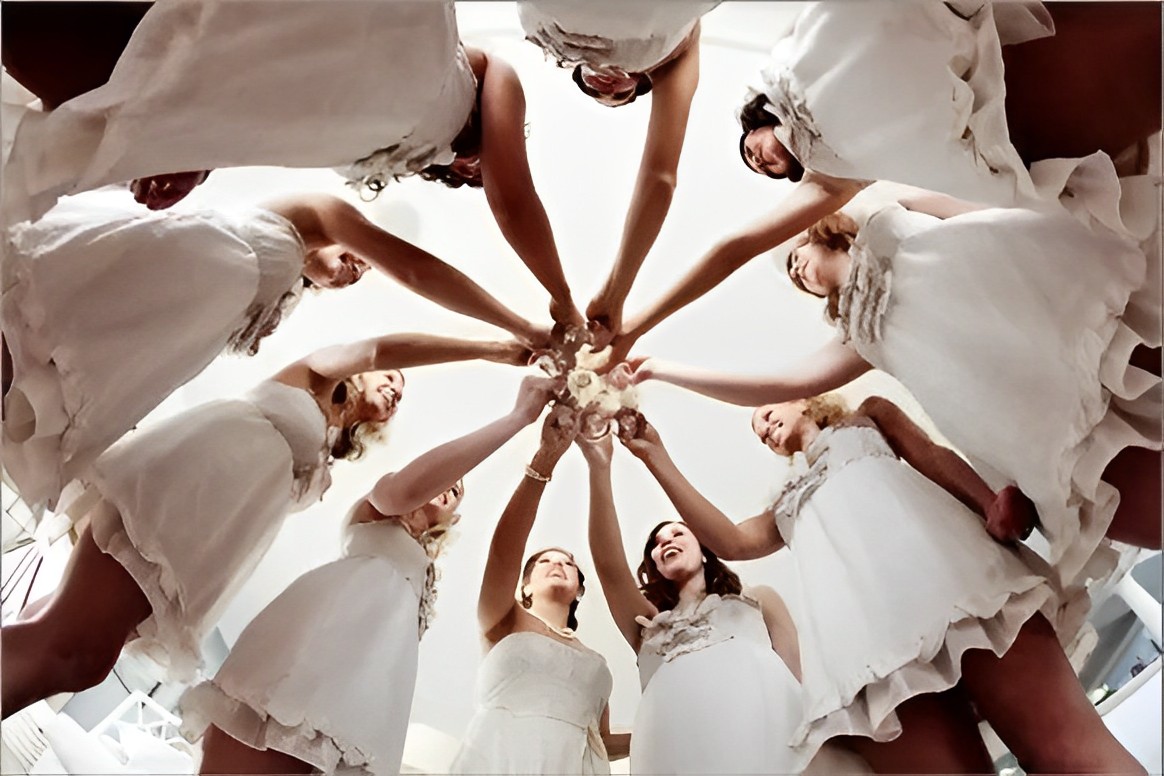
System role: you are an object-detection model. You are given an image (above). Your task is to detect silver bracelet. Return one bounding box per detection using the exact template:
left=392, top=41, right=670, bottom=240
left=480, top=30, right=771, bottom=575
left=524, top=464, right=551, bottom=483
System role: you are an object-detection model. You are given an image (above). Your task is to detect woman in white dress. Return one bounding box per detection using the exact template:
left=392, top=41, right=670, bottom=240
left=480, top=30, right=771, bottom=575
left=450, top=406, right=628, bottom=774
left=1, top=190, right=544, bottom=510
left=632, top=201, right=1160, bottom=590
left=619, top=399, right=1144, bottom=774
left=601, top=0, right=1158, bottom=366
left=180, top=375, right=560, bottom=776
left=0, top=332, right=526, bottom=719
left=576, top=430, right=813, bottom=775
left=514, top=0, right=718, bottom=341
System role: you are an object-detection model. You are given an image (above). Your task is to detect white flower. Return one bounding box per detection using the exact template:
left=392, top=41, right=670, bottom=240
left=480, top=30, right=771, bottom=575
left=574, top=344, right=612, bottom=371
left=567, top=369, right=604, bottom=407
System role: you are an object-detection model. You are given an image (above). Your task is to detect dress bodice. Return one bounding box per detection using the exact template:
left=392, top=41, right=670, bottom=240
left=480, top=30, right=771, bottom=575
left=246, top=381, right=331, bottom=508
left=771, top=422, right=897, bottom=544
left=475, top=632, right=612, bottom=730
left=636, top=594, right=770, bottom=689
left=342, top=518, right=436, bottom=638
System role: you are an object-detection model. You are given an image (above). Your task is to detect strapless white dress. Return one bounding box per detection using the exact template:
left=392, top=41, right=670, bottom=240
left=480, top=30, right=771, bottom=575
left=833, top=204, right=1159, bottom=593
left=451, top=631, right=613, bottom=775
left=772, top=422, right=1054, bottom=759
left=518, top=0, right=718, bottom=72
left=181, top=519, right=434, bottom=776
left=2, top=192, right=305, bottom=509
left=4, top=0, right=475, bottom=223
left=82, top=380, right=331, bottom=683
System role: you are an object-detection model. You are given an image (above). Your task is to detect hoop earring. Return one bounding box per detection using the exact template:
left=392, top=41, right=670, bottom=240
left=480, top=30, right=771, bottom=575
left=520, top=588, right=532, bottom=609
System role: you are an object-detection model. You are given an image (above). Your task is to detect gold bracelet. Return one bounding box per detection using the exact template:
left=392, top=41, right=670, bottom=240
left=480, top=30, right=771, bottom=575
left=524, top=464, right=551, bottom=483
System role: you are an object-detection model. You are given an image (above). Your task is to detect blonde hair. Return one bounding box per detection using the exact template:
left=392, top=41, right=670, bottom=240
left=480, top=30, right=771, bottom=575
left=786, top=212, right=860, bottom=320
left=802, top=393, right=850, bottom=429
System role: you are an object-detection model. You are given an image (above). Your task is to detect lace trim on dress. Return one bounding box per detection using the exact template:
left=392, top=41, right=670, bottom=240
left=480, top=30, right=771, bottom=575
left=754, top=68, right=843, bottom=172
left=635, top=593, right=762, bottom=663
left=770, top=450, right=830, bottom=545
left=831, top=237, right=893, bottom=346
left=226, top=284, right=305, bottom=357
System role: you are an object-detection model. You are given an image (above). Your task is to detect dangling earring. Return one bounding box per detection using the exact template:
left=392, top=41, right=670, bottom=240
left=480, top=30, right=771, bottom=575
left=520, top=587, right=532, bottom=609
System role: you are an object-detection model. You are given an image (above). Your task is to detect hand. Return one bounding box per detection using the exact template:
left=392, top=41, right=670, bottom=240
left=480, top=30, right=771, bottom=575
left=586, top=289, right=622, bottom=350
left=512, top=376, right=560, bottom=424
left=626, top=356, right=655, bottom=385
left=489, top=340, right=534, bottom=367
left=518, top=322, right=554, bottom=353
left=549, top=297, right=585, bottom=330
left=599, top=330, right=640, bottom=374
left=575, top=429, right=614, bottom=468
left=985, top=485, right=1039, bottom=544
left=129, top=170, right=211, bottom=210
left=532, top=404, right=581, bottom=471
left=615, top=410, right=665, bottom=462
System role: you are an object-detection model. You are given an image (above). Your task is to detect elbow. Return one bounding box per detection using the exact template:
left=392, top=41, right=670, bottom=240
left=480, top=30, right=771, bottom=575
left=856, top=395, right=891, bottom=423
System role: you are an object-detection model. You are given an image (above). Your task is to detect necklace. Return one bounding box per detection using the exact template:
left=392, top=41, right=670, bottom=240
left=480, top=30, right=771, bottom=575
left=531, top=613, right=576, bottom=640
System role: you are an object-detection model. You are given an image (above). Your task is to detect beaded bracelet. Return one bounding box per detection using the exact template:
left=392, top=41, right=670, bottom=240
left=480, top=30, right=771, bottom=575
left=524, top=464, right=551, bottom=483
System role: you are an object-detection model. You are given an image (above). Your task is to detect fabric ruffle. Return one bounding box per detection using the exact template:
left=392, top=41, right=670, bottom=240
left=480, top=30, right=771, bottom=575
left=636, top=594, right=762, bottom=664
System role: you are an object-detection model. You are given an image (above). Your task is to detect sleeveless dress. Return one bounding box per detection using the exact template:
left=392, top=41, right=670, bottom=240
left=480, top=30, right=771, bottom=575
left=451, top=631, right=613, bottom=775
left=3, top=0, right=476, bottom=223
left=758, top=1, right=1076, bottom=207
left=2, top=193, right=306, bottom=509
left=772, top=422, right=1054, bottom=759
left=633, top=594, right=809, bottom=775
left=82, top=380, right=332, bottom=683
left=517, top=0, right=718, bottom=72
left=832, top=204, right=1159, bottom=592
left=180, top=519, right=435, bottom=776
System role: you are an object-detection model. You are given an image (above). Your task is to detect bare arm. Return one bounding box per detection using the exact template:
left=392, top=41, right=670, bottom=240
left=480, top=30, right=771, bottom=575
left=636, top=337, right=871, bottom=407
left=749, top=584, right=802, bottom=682
left=600, top=705, right=631, bottom=761
left=588, top=32, right=701, bottom=335
left=620, top=419, right=784, bottom=561
left=898, top=190, right=989, bottom=220
left=577, top=436, right=657, bottom=651
left=478, top=52, right=580, bottom=326
left=368, top=376, right=556, bottom=516
left=478, top=406, right=580, bottom=641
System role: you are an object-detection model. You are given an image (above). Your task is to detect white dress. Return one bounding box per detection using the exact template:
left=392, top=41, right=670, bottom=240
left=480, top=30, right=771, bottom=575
left=180, top=519, right=434, bottom=776
left=773, top=421, right=1054, bottom=758
left=3, top=0, right=475, bottom=223
left=758, top=1, right=1056, bottom=206
left=451, top=631, right=613, bottom=775
left=833, top=204, right=1159, bottom=591
left=82, top=380, right=332, bottom=683
left=633, top=594, right=809, bottom=775
left=1, top=192, right=306, bottom=509
left=518, top=0, right=719, bottom=72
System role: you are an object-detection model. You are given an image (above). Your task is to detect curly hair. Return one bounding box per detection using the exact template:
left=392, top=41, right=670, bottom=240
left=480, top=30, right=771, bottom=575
left=737, top=92, right=804, bottom=182
left=802, top=393, right=851, bottom=430
left=637, top=521, right=742, bottom=612
left=328, top=378, right=392, bottom=461
left=786, top=212, right=860, bottom=319
left=520, top=547, right=586, bottom=630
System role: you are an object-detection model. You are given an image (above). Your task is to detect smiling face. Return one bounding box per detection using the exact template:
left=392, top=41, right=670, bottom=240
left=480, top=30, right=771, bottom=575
left=742, top=127, right=798, bottom=179
left=751, top=401, right=819, bottom=456
left=351, top=369, right=405, bottom=424
left=787, top=239, right=849, bottom=298
left=303, top=244, right=370, bottom=289
left=399, top=481, right=464, bottom=539
left=648, top=522, right=704, bottom=583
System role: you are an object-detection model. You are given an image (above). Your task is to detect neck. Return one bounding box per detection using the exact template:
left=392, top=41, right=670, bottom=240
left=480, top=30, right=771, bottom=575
left=799, top=424, right=822, bottom=453
left=529, top=597, right=571, bottom=631
left=676, top=568, right=707, bottom=608
left=832, top=254, right=854, bottom=290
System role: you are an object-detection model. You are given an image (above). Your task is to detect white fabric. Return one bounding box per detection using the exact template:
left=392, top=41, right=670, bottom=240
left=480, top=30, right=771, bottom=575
left=633, top=594, right=809, bottom=775
left=451, top=632, right=613, bottom=775
left=4, top=0, right=475, bottom=223
left=759, top=1, right=1049, bottom=206
left=836, top=204, right=1159, bottom=592
left=518, top=0, right=718, bottom=72
left=1, top=192, right=305, bottom=509
left=181, top=519, right=431, bottom=776
left=772, top=422, right=1054, bottom=758
left=84, top=381, right=330, bottom=683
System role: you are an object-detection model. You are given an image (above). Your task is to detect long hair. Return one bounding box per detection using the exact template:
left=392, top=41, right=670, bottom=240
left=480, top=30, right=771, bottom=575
left=520, top=547, right=586, bottom=630
left=786, top=212, right=860, bottom=319
left=636, top=521, right=742, bottom=612
left=328, top=378, right=391, bottom=461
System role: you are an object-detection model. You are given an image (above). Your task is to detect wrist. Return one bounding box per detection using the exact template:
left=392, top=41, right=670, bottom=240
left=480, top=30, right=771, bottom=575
left=529, top=451, right=560, bottom=474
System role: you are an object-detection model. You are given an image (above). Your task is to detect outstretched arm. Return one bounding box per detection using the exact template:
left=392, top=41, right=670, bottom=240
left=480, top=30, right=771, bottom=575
left=620, top=417, right=783, bottom=560
left=478, top=51, right=582, bottom=327
left=587, top=30, right=701, bottom=338
left=608, top=171, right=864, bottom=361
left=898, top=189, right=988, bottom=219
left=368, top=376, right=557, bottom=515
left=478, top=406, right=581, bottom=641
left=577, top=435, right=657, bottom=651
left=633, top=337, right=871, bottom=407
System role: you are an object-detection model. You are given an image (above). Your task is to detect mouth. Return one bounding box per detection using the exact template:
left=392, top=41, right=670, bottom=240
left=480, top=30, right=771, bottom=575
left=660, top=546, right=682, bottom=561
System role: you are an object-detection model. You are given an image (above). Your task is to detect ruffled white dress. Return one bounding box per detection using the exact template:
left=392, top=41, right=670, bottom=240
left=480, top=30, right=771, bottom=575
left=832, top=204, right=1160, bottom=591
left=2, top=193, right=306, bottom=509
left=758, top=1, right=1056, bottom=206
left=180, top=519, right=434, bottom=776
left=82, top=380, right=332, bottom=683
left=451, top=632, right=612, bottom=775
left=772, top=421, right=1054, bottom=758
left=4, top=0, right=475, bottom=223
left=518, top=0, right=718, bottom=72
left=633, top=594, right=809, bottom=775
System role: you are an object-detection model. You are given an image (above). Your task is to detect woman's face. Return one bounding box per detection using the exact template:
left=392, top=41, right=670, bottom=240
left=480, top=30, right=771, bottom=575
left=399, top=482, right=463, bottom=538
left=579, top=64, right=642, bottom=107
left=527, top=550, right=581, bottom=599
left=352, top=370, right=405, bottom=423
left=788, top=239, right=848, bottom=297
left=649, top=522, right=704, bottom=582
left=304, top=245, right=370, bottom=289
left=751, top=401, right=816, bottom=455
left=742, top=127, right=796, bottom=179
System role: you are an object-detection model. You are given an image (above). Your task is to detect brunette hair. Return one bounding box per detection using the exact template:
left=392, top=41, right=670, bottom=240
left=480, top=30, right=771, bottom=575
left=419, top=91, right=484, bottom=189
left=636, top=521, right=742, bottom=612
left=520, top=547, right=586, bottom=630
left=786, top=212, right=860, bottom=318
left=571, top=64, right=652, bottom=105
left=737, top=92, right=804, bottom=182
